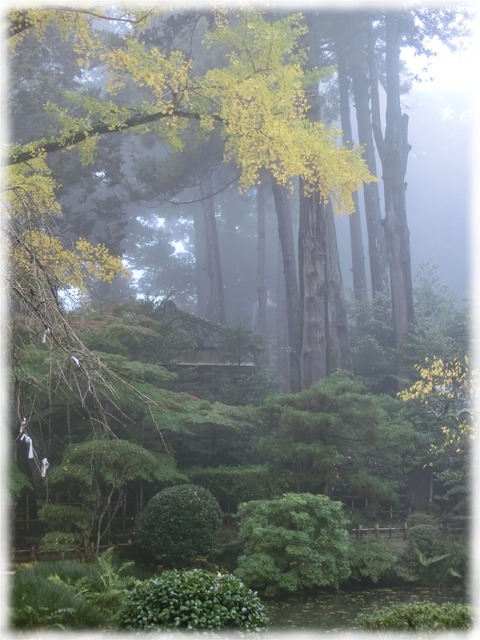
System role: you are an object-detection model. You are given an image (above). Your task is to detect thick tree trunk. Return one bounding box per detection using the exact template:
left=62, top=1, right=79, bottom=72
left=382, top=13, right=414, bottom=357
left=256, top=184, right=268, bottom=351
left=200, top=180, right=226, bottom=324
left=272, top=180, right=302, bottom=392
left=324, top=200, right=352, bottom=372
left=335, top=37, right=368, bottom=304
left=194, top=207, right=208, bottom=319
left=298, top=184, right=327, bottom=388
left=276, top=245, right=290, bottom=392
left=352, top=18, right=390, bottom=298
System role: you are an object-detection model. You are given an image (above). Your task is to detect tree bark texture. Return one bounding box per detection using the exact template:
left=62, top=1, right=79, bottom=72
left=194, top=205, right=208, bottom=319
left=272, top=180, right=302, bottom=392
left=352, top=18, right=390, bottom=298
left=298, top=184, right=327, bottom=389
left=382, top=13, right=414, bottom=355
left=335, top=36, right=368, bottom=303
left=276, top=245, right=291, bottom=393
left=324, top=200, right=352, bottom=373
left=256, top=184, right=268, bottom=349
left=200, top=179, right=226, bottom=324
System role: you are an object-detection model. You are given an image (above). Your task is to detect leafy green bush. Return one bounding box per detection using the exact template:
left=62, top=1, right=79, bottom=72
left=235, top=493, right=351, bottom=596
left=399, top=517, right=467, bottom=587
left=348, top=538, right=401, bottom=585
left=356, top=601, right=471, bottom=630
left=116, top=568, right=269, bottom=631
left=136, top=484, right=223, bottom=562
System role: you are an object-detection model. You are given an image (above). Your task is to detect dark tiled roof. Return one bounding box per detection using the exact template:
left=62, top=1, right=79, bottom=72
left=164, top=300, right=225, bottom=349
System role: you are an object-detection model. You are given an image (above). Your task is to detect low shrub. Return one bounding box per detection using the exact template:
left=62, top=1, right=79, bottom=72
left=406, top=512, right=440, bottom=529
left=10, top=550, right=141, bottom=630
left=399, top=517, right=467, bottom=587
left=11, top=563, right=103, bottom=629
left=348, top=538, right=401, bottom=585
left=136, top=483, right=223, bottom=562
left=116, top=568, right=269, bottom=631
left=356, top=601, right=472, bottom=630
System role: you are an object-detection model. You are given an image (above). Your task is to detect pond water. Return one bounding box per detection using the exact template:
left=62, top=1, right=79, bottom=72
left=265, top=586, right=467, bottom=631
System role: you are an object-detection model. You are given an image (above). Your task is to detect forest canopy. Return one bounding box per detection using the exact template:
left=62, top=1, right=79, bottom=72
left=3, top=4, right=473, bottom=579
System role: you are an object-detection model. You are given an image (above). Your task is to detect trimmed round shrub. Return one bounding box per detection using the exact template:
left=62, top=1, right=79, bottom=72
left=116, top=568, right=269, bottom=631
left=356, top=601, right=472, bottom=630
left=136, top=483, right=223, bottom=561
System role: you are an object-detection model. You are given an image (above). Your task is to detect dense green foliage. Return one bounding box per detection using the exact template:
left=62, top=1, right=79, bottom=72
left=116, top=568, right=269, bottom=631
left=42, top=439, right=175, bottom=552
left=12, top=569, right=104, bottom=630
left=11, top=550, right=147, bottom=630
left=348, top=538, right=402, bottom=585
left=186, top=464, right=284, bottom=512
left=136, top=484, right=223, bottom=562
left=256, top=371, right=416, bottom=509
left=400, top=514, right=467, bottom=587
left=235, top=493, right=351, bottom=596
left=356, top=601, right=472, bottom=630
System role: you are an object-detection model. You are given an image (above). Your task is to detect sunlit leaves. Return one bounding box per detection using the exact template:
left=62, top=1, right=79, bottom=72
left=202, top=10, right=375, bottom=208
left=7, top=7, right=374, bottom=212
left=13, top=231, right=128, bottom=295
left=398, top=356, right=475, bottom=458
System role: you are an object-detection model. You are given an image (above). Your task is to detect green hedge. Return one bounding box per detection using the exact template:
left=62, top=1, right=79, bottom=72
left=117, top=568, right=269, bottom=631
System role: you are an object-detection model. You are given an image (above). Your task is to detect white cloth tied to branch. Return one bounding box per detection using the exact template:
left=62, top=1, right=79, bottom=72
left=20, top=433, right=33, bottom=459
left=41, top=458, right=50, bottom=478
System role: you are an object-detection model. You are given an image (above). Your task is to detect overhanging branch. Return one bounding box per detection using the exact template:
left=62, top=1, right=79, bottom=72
left=8, top=109, right=225, bottom=166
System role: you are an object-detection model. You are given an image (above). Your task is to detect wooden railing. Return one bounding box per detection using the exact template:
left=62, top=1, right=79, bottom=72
left=352, top=517, right=470, bottom=541
left=352, top=523, right=408, bottom=540
left=11, top=540, right=132, bottom=564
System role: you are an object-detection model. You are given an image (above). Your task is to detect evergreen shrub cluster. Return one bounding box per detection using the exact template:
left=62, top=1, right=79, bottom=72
left=356, top=601, right=472, bottom=630
left=116, top=568, right=269, bottom=631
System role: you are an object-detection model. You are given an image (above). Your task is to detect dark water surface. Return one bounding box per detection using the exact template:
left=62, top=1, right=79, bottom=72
left=265, top=586, right=467, bottom=631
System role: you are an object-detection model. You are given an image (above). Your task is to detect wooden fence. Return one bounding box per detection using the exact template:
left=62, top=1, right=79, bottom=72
left=352, top=523, right=408, bottom=540
left=10, top=517, right=470, bottom=564
left=11, top=540, right=133, bottom=564
left=352, top=517, right=470, bottom=541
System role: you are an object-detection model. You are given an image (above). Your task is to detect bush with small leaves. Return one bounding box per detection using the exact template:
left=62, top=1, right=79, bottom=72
left=136, top=484, right=223, bottom=562
left=116, top=568, right=269, bottom=631
left=356, top=601, right=472, bottom=630
left=235, top=493, right=351, bottom=596
left=348, top=538, right=401, bottom=585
